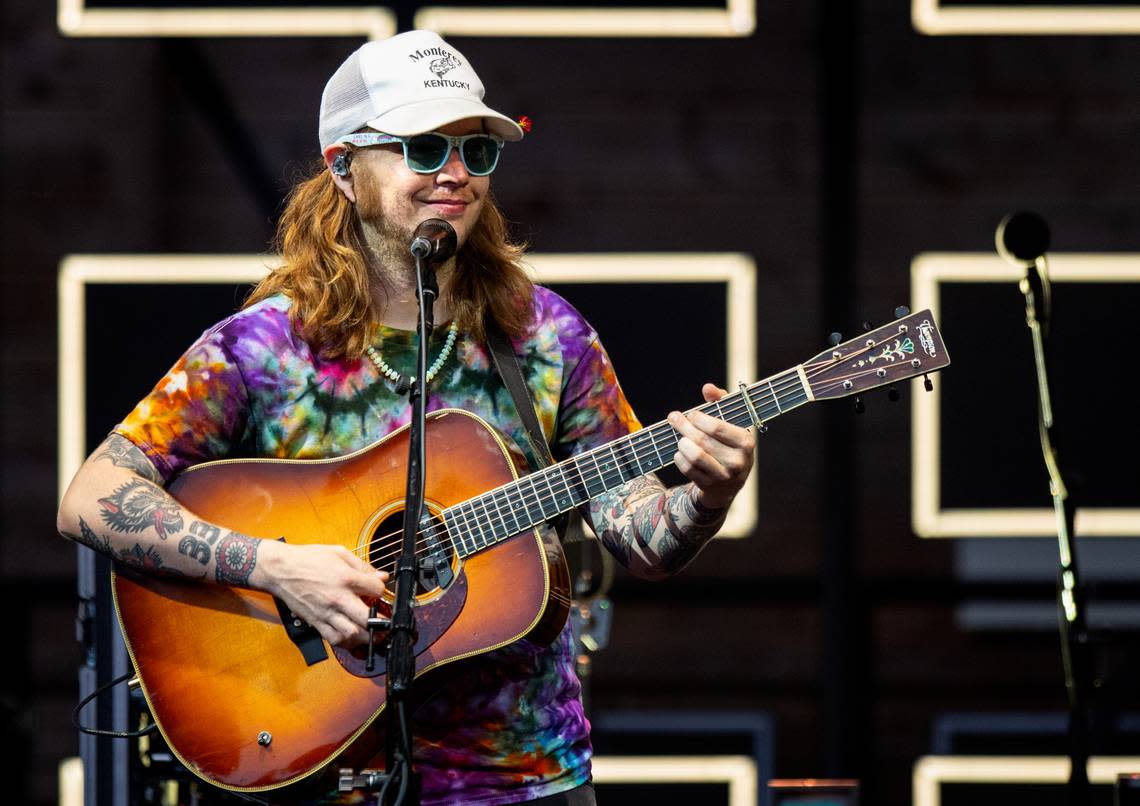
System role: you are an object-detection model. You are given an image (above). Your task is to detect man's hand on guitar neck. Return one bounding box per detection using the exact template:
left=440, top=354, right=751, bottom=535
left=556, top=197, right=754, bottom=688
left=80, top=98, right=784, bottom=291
left=57, top=433, right=389, bottom=648
left=667, top=383, right=756, bottom=511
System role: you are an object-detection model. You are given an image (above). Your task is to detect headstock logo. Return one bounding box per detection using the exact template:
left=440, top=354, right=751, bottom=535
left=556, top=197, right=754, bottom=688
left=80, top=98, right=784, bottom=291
left=917, top=319, right=938, bottom=357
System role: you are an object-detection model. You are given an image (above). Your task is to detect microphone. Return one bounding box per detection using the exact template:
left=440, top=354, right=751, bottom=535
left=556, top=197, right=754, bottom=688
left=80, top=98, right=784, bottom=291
left=409, top=218, right=458, bottom=262
left=996, top=211, right=1050, bottom=266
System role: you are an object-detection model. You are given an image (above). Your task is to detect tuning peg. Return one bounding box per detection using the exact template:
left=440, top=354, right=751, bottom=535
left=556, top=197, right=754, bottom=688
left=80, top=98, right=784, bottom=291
left=887, top=385, right=900, bottom=402
left=828, top=332, right=843, bottom=346
left=923, top=374, right=933, bottom=392
left=854, top=396, right=865, bottom=414
left=894, top=305, right=910, bottom=318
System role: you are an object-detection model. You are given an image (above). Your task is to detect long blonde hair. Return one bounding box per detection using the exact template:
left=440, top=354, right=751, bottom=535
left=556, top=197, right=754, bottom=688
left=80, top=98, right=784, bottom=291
left=245, top=161, right=534, bottom=359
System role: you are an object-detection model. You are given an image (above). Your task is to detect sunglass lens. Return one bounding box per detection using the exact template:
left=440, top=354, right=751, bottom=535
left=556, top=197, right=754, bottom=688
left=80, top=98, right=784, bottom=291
left=462, top=136, right=499, bottom=175
left=405, top=135, right=450, bottom=172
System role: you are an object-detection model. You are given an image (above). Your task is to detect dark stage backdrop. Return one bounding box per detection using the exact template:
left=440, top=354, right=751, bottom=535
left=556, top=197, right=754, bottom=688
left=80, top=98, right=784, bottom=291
left=4, top=1, right=1140, bottom=803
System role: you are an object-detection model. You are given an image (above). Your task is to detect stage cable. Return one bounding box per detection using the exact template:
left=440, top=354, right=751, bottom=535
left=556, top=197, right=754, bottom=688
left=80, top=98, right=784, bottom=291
left=72, top=670, right=156, bottom=739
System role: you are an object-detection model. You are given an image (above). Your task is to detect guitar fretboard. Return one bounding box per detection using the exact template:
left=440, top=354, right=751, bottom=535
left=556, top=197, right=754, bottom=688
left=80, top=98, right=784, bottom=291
left=440, top=367, right=811, bottom=557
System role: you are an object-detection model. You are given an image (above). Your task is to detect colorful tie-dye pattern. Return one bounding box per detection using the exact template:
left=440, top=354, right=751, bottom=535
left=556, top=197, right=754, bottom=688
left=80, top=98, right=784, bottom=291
left=115, top=287, right=641, bottom=805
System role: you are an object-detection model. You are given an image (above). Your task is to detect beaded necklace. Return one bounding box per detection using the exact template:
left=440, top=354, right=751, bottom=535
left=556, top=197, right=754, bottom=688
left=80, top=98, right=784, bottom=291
left=365, top=321, right=459, bottom=393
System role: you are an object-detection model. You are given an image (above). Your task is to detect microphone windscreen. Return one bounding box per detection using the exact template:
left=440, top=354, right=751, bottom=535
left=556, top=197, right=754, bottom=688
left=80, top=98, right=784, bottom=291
left=996, top=211, right=1050, bottom=264
left=412, top=218, right=458, bottom=262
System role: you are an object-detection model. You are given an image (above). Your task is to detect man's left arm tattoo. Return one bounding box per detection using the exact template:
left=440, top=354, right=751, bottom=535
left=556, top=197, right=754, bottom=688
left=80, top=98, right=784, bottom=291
left=589, top=475, right=728, bottom=579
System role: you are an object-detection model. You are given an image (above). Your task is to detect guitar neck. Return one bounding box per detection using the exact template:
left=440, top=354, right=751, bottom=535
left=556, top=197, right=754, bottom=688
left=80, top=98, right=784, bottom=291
left=441, top=367, right=812, bottom=557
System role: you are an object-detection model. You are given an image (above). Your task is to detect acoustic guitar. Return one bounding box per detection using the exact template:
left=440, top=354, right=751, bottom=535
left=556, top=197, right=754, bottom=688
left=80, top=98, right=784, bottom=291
left=111, top=308, right=950, bottom=794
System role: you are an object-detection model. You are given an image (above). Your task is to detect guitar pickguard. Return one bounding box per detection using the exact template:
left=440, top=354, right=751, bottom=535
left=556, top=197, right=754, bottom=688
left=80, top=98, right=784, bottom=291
left=332, top=567, right=469, bottom=678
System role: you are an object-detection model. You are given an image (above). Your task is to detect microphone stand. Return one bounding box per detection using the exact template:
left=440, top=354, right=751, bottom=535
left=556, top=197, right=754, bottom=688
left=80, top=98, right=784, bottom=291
left=381, top=245, right=438, bottom=806
left=1019, top=255, right=1090, bottom=804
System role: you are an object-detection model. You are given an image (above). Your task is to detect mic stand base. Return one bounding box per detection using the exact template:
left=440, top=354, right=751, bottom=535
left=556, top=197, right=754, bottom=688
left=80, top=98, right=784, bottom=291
left=338, top=767, right=422, bottom=803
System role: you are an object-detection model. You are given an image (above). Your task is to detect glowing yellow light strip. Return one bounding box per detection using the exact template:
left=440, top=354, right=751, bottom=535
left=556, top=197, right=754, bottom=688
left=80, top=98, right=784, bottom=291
left=59, top=253, right=758, bottom=540
left=54, top=750, right=756, bottom=803
left=58, top=0, right=395, bottom=38
left=58, top=757, right=83, bottom=806
left=57, top=255, right=274, bottom=500
left=914, top=755, right=1140, bottom=806
left=592, top=755, right=757, bottom=806
left=416, top=2, right=756, bottom=38
left=913, top=0, right=1140, bottom=35
left=911, top=252, right=1140, bottom=538
left=58, top=0, right=755, bottom=39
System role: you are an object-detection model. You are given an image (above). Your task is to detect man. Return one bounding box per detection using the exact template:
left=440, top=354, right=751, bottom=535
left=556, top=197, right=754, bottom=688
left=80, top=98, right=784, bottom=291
left=57, top=30, right=755, bottom=805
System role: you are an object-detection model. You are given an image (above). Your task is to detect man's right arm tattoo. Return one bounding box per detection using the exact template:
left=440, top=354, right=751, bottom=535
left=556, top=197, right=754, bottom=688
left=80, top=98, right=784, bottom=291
left=178, top=520, right=221, bottom=566
left=94, top=434, right=164, bottom=484
left=60, top=436, right=256, bottom=585
left=59, top=516, right=112, bottom=555
left=99, top=478, right=185, bottom=539
left=215, top=532, right=260, bottom=586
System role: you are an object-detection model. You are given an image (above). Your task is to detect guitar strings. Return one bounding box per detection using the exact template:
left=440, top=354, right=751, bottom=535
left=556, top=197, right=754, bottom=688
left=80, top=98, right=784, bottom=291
left=354, top=370, right=807, bottom=568
left=358, top=370, right=888, bottom=573
left=354, top=344, right=909, bottom=570
left=355, top=387, right=787, bottom=570
left=354, top=358, right=891, bottom=569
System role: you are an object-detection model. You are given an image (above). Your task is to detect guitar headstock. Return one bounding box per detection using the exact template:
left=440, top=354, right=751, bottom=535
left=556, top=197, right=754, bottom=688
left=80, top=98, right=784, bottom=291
left=803, top=309, right=950, bottom=401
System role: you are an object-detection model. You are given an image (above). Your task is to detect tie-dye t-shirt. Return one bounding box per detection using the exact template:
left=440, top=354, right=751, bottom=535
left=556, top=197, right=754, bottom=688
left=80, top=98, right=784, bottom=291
left=114, top=287, right=641, bottom=805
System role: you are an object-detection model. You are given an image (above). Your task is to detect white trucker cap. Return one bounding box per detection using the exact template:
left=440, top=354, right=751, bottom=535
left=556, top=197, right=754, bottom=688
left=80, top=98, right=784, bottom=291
left=318, top=30, right=525, bottom=151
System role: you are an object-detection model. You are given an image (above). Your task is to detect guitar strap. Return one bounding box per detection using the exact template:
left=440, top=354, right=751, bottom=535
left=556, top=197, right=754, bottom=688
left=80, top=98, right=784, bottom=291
left=485, top=322, right=574, bottom=541
left=486, top=323, right=556, bottom=469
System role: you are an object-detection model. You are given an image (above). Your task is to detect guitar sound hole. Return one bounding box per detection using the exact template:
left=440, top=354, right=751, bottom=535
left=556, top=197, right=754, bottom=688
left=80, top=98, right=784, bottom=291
left=367, top=510, right=456, bottom=595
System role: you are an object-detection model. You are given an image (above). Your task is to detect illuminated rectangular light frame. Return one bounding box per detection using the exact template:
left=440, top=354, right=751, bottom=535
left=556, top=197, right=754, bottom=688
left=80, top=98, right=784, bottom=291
left=913, top=755, right=1140, bottom=806
left=58, top=252, right=758, bottom=538
left=57, top=754, right=756, bottom=806
left=912, top=0, right=1140, bottom=35
left=416, top=0, right=755, bottom=38
left=58, top=757, right=83, bottom=806
left=592, top=755, right=757, bottom=806
left=57, top=0, right=754, bottom=38
left=910, top=252, right=1140, bottom=538
left=58, top=0, right=395, bottom=37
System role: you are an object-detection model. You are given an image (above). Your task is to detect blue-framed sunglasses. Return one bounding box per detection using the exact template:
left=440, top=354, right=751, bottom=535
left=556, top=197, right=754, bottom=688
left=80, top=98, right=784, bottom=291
left=340, top=131, right=505, bottom=176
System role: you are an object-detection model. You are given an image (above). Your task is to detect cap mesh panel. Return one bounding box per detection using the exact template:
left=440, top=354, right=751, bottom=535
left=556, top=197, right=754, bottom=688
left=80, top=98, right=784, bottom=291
left=319, top=50, right=374, bottom=150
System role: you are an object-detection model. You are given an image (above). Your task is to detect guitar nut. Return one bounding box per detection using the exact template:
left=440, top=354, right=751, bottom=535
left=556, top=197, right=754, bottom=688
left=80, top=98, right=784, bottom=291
left=258, top=731, right=272, bottom=747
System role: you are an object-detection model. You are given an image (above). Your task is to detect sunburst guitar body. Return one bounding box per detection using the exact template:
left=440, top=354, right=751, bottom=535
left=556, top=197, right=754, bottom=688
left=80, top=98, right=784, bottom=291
left=112, top=409, right=570, bottom=794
